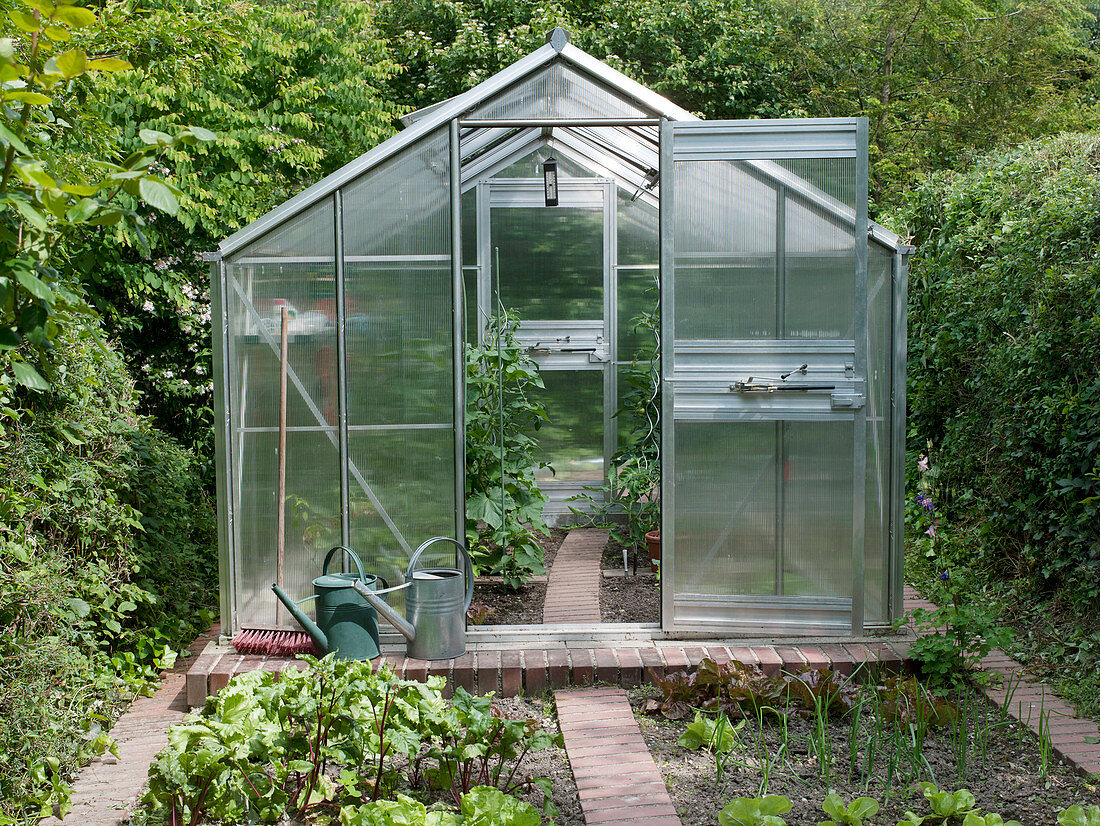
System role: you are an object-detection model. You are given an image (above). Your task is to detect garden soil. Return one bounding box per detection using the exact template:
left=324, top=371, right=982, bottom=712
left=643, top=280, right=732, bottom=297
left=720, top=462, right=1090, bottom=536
left=493, top=695, right=582, bottom=825
left=628, top=685, right=1100, bottom=826
left=600, top=533, right=659, bottom=623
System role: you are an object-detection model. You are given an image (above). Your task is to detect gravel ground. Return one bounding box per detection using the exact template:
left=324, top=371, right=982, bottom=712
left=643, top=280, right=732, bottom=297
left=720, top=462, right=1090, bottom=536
left=628, top=684, right=1100, bottom=825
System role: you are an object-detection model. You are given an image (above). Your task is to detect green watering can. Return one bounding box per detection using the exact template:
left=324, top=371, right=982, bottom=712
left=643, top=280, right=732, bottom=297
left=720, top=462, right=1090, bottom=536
left=272, top=546, right=384, bottom=660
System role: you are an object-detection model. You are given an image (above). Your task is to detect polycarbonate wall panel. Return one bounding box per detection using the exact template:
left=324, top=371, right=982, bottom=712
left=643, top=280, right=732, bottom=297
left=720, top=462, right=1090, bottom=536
left=342, top=263, right=452, bottom=426
left=784, top=199, right=855, bottom=339
left=346, top=429, right=456, bottom=615
left=226, top=198, right=338, bottom=629
left=342, top=130, right=449, bottom=257
left=674, top=161, right=777, bottom=340
left=777, top=157, right=859, bottom=210
left=492, top=206, right=603, bottom=320
left=674, top=422, right=777, bottom=596
left=618, top=191, right=658, bottom=266
left=471, top=62, right=649, bottom=121
left=340, top=128, right=457, bottom=583
left=782, top=422, right=854, bottom=598
left=234, top=430, right=341, bottom=626
left=495, top=148, right=590, bottom=179
left=865, top=245, right=893, bottom=622
left=534, top=370, right=604, bottom=482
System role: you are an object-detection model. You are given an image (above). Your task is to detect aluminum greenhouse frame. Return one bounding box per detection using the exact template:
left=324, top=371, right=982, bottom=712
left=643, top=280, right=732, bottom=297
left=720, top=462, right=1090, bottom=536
left=208, top=28, right=912, bottom=640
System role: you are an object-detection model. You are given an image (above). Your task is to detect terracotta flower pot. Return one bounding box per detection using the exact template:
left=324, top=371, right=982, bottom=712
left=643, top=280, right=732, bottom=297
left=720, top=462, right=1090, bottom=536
left=644, top=529, right=661, bottom=573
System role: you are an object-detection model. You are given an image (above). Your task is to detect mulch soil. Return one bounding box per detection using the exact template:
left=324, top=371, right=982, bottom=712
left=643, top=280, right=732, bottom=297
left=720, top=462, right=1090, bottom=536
left=469, top=529, right=565, bottom=626
left=492, top=695, right=583, bottom=825
left=628, top=683, right=1100, bottom=826
left=472, top=528, right=663, bottom=625
left=599, top=532, right=660, bottom=624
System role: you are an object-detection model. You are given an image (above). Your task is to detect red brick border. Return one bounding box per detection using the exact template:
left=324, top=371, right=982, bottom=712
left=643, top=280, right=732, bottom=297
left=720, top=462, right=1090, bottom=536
left=904, top=585, right=1100, bottom=780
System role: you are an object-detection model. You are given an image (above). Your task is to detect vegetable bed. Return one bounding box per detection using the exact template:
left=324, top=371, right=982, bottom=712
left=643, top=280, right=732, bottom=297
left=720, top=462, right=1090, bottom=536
left=631, top=660, right=1099, bottom=826
left=132, top=656, right=580, bottom=825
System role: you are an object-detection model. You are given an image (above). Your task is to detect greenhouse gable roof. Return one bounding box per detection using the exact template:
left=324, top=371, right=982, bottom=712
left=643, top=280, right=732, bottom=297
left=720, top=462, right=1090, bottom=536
left=215, top=28, right=908, bottom=258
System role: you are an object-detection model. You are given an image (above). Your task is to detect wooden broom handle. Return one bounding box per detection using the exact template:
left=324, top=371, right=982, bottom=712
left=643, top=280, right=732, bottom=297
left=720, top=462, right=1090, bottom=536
left=276, top=306, right=289, bottom=625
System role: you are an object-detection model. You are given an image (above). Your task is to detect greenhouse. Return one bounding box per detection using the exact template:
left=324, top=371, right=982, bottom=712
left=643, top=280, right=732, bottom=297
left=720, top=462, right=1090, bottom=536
left=209, top=28, right=911, bottom=640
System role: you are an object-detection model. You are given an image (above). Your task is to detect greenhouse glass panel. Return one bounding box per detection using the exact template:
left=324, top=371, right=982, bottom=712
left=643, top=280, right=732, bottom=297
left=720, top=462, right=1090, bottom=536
left=471, top=62, right=649, bottom=121
left=864, top=244, right=894, bottom=623
left=340, top=127, right=458, bottom=581
left=224, top=198, right=339, bottom=629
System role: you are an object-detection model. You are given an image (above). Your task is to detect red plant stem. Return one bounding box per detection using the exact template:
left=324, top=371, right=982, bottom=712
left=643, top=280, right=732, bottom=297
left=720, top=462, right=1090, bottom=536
left=371, top=688, right=394, bottom=801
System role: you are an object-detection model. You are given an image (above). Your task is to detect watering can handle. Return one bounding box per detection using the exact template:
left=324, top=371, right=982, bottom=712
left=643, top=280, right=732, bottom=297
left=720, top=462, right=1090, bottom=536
left=322, top=545, right=367, bottom=581
left=406, top=536, right=474, bottom=611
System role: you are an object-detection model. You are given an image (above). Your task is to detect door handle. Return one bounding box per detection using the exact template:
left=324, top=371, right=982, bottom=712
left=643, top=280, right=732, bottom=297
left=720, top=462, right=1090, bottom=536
left=730, top=381, right=836, bottom=393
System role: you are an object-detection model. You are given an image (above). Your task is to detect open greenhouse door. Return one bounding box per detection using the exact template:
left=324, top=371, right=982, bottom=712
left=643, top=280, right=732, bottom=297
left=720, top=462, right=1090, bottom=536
left=660, top=119, right=869, bottom=635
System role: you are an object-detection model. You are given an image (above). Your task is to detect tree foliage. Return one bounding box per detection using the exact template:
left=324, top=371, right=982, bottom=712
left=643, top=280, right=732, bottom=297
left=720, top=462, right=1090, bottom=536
left=0, top=0, right=212, bottom=399
left=775, top=0, right=1097, bottom=207
left=65, top=0, right=404, bottom=455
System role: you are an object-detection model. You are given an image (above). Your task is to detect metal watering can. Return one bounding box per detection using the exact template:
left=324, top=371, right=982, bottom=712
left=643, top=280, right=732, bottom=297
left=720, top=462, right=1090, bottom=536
left=271, top=546, right=384, bottom=660
left=353, top=536, right=473, bottom=660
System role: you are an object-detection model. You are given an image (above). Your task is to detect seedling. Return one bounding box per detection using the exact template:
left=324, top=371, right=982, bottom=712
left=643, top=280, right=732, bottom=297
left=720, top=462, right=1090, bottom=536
left=899, top=783, right=979, bottom=824
left=719, top=795, right=792, bottom=826
left=819, top=790, right=879, bottom=826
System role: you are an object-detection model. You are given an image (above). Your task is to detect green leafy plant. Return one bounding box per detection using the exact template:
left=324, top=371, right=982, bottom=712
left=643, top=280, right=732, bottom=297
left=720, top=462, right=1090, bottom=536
left=141, top=655, right=439, bottom=824
left=677, top=710, right=741, bottom=753
left=906, top=575, right=1014, bottom=688
left=819, top=791, right=879, bottom=826
left=338, top=786, right=537, bottom=826
left=677, top=709, right=745, bottom=787
left=1059, top=804, right=1100, bottom=826
left=652, top=658, right=785, bottom=721
left=898, top=783, right=978, bottom=824
left=421, top=688, right=559, bottom=817
left=961, top=814, right=1023, bottom=826
left=464, top=310, right=550, bottom=588
left=719, top=795, right=793, bottom=826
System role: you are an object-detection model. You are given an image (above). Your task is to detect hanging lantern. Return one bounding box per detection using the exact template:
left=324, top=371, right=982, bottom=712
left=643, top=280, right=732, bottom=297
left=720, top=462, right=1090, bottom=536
left=543, top=157, right=558, bottom=206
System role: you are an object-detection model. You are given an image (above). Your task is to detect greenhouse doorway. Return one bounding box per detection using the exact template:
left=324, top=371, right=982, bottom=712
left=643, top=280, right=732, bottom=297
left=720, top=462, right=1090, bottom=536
left=475, top=178, right=617, bottom=520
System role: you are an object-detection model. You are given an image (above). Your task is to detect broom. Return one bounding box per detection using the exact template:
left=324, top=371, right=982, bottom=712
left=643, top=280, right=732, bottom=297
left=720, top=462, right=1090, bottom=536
left=231, top=306, right=316, bottom=656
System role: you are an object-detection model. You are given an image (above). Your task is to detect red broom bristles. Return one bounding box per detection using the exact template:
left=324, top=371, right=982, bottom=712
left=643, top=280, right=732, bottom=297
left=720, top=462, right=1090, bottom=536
left=231, top=628, right=318, bottom=657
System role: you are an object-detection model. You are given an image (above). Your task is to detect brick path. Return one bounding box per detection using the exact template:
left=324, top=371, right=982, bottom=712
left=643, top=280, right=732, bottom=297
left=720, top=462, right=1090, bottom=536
left=905, top=586, right=1100, bottom=777
left=40, top=623, right=220, bottom=826
left=556, top=688, right=680, bottom=824
left=542, top=528, right=606, bottom=624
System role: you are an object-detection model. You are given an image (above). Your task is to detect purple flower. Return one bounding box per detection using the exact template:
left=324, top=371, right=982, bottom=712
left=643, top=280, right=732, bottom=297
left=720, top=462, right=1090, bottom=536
left=939, top=570, right=950, bottom=582
left=917, top=455, right=930, bottom=473
left=925, top=522, right=938, bottom=539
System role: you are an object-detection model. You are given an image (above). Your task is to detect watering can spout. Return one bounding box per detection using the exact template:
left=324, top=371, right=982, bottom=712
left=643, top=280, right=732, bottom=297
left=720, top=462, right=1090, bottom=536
left=353, top=580, right=416, bottom=642
left=272, top=583, right=329, bottom=653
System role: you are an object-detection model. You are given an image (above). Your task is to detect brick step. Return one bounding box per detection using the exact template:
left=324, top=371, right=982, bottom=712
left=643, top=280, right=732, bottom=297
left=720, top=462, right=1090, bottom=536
left=186, top=640, right=910, bottom=705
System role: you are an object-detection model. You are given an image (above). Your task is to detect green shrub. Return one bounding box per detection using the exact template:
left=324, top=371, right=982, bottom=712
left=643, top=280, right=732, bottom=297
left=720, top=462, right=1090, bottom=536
left=0, top=320, right=215, bottom=822
left=900, top=132, right=1100, bottom=605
